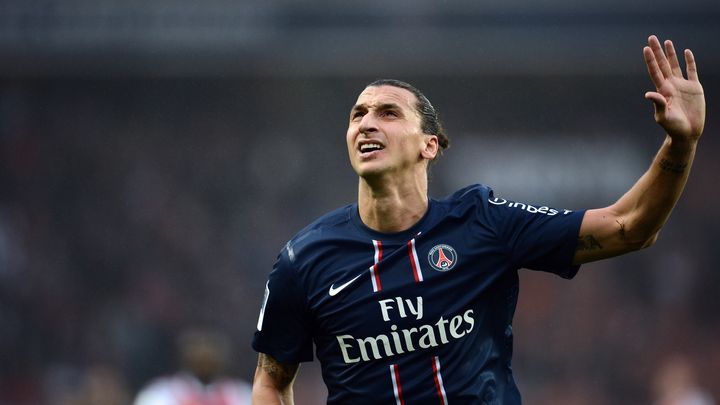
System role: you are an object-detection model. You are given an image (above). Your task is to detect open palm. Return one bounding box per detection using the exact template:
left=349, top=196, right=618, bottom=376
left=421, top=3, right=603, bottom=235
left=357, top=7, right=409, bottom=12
left=644, top=35, right=706, bottom=142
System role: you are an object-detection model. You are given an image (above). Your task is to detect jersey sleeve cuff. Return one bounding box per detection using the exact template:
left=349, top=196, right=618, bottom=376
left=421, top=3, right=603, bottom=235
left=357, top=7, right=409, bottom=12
left=252, top=339, right=313, bottom=365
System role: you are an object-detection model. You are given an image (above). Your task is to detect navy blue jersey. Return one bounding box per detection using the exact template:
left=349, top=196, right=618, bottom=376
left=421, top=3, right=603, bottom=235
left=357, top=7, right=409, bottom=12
left=253, top=184, right=585, bottom=404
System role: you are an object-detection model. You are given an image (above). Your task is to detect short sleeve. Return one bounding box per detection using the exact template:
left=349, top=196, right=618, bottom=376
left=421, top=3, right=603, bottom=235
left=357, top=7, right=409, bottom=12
left=485, top=192, right=585, bottom=279
left=252, top=245, right=314, bottom=363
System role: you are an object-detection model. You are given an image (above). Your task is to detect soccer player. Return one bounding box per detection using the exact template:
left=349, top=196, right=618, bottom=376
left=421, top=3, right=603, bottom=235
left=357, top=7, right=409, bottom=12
left=251, top=35, right=705, bottom=404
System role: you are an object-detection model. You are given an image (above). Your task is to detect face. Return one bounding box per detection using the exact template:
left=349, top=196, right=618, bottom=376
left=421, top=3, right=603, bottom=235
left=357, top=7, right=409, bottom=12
left=346, top=85, right=438, bottom=178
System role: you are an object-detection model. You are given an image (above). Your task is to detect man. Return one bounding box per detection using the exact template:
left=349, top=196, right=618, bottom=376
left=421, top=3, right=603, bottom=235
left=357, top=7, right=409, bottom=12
left=134, top=328, right=252, bottom=405
left=251, top=35, right=705, bottom=404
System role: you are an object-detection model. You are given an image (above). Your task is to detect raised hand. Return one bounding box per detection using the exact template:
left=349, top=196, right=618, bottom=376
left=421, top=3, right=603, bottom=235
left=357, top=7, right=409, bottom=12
left=643, top=35, right=705, bottom=143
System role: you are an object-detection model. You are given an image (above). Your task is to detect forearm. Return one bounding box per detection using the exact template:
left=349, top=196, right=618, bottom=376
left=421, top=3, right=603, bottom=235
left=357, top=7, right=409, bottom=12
left=574, top=36, right=704, bottom=265
left=252, top=353, right=298, bottom=405
left=252, top=382, right=294, bottom=405
left=612, top=135, right=696, bottom=244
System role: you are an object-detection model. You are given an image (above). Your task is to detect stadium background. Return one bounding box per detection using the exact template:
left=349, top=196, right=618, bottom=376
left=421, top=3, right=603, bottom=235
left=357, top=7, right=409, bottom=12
left=0, top=0, right=718, bottom=403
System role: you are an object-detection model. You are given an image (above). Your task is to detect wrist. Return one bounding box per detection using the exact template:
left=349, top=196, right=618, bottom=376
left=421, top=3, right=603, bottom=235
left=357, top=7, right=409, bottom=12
left=656, top=136, right=697, bottom=175
left=664, top=135, right=698, bottom=154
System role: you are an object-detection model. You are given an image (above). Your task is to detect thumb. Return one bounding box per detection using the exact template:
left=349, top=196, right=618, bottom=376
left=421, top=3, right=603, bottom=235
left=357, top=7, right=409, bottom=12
left=645, top=91, right=667, bottom=115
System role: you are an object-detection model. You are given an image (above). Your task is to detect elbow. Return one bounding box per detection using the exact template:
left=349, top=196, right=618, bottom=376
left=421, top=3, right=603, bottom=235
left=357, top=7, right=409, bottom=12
left=619, top=214, right=660, bottom=251
left=641, top=232, right=659, bottom=249
left=619, top=227, right=659, bottom=252
left=625, top=231, right=658, bottom=251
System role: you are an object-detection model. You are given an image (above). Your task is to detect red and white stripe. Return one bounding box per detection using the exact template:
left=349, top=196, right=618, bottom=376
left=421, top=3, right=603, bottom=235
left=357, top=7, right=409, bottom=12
left=432, top=356, right=449, bottom=405
left=389, top=364, right=405, bottom=405
left=370, top=239, right=383, bottom=292
left=407, top=238, right=424, bottom=282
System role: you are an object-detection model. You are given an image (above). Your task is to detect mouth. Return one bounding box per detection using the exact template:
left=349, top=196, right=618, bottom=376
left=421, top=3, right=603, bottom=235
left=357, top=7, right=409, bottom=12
left=358, top=141, right=385, bottom=157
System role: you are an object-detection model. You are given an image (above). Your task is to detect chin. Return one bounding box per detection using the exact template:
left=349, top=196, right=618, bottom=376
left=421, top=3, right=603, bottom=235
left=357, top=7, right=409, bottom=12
left=354, top=162, right=388, bottom=179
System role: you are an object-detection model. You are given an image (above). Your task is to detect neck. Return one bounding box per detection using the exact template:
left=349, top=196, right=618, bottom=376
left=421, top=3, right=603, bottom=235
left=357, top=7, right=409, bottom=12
left=357, top=168, right=429, bottom=233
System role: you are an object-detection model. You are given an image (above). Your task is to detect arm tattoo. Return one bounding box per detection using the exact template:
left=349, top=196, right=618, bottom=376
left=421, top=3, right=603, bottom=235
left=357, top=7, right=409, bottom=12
left=616, top=219, right=626, bottom=240
left=658, top=158, right=688, bottom=174
left=258, top=353, right=299, bottom=388
left=577, top=235, right=603, bottom=251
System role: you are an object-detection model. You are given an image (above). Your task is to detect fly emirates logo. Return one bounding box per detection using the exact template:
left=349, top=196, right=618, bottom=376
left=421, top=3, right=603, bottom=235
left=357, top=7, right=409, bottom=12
left=336, top=296, right=475, bottom=364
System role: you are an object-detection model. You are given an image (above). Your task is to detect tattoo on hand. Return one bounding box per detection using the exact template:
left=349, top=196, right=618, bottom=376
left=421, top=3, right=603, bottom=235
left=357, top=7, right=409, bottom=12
left=658, top=158, right=688, bottom=174
left=577, top=235, right=603, bottom=251
left=258, top=353, right=298, bottom=388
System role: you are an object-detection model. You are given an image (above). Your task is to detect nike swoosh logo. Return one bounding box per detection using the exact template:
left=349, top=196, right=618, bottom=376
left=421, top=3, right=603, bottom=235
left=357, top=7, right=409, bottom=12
left=329, top=272, right=364, bottom=296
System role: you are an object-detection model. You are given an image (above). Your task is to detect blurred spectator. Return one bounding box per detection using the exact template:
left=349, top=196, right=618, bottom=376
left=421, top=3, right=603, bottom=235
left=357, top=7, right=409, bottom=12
left=41, top=363, right=130, bottom=405
left=653, top=354, right=715, bottom=405
left=133, top=328, right=252, bottom=405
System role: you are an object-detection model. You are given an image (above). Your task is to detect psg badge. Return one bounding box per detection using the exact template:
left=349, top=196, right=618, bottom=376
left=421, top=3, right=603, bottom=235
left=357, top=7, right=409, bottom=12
left=428, top=244, right=458, bottom=272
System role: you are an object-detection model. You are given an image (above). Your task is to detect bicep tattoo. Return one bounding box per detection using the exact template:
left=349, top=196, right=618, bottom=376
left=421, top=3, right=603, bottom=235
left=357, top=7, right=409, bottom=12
left=258, top=353, right=299, bottom=388
left=577, top=235, right=603, bottom=251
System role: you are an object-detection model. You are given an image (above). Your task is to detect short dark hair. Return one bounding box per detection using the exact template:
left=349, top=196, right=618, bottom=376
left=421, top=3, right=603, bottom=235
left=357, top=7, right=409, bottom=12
left=367, top=79, right=449, bottom=155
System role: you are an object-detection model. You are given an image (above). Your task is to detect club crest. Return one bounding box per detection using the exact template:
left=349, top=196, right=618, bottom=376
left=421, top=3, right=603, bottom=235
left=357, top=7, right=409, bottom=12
left=428, top=244, right=457, bottom=272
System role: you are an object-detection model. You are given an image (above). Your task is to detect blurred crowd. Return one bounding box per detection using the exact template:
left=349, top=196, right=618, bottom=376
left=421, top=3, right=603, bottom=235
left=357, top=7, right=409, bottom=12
left=0, top=75, right=718, bottom=404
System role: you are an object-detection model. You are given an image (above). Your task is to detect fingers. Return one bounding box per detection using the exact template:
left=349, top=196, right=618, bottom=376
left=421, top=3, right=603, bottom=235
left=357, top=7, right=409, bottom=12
left=648, top=35, right=673, bottom=79
left=685, top=49, right=699, bottom=82
left=644, top=46, right=664, bottom=89
left=664, top=40, right=683, bottom=77
left=645, top=35, right=701, bottom=84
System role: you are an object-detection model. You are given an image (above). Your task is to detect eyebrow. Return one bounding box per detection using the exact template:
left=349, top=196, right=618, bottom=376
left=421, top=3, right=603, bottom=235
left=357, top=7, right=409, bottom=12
left=350, top=102, right=403, bottom=114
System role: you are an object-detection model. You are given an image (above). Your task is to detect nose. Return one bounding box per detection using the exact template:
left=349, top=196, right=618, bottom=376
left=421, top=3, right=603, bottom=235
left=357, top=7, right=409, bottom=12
left=358, top=112, right=379, bottom=135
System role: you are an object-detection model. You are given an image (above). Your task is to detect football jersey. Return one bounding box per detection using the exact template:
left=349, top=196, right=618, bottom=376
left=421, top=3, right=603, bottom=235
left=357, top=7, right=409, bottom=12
left=252, top=184, right=585, bottom=404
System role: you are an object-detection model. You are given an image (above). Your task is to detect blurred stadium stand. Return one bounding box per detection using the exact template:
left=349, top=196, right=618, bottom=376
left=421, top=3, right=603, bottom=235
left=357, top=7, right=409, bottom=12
left=0, top=0, right=719, bottom=76
left=0, top=1, right=718, bottom=404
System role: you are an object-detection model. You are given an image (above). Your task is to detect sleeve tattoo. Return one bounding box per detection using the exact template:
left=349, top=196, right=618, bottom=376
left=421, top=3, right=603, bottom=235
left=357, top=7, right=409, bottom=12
left=258, top=353, right=299, bottom=388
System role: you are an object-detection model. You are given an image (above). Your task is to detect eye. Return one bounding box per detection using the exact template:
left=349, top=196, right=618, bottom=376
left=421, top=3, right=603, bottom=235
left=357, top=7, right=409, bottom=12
left=381, top=110, right=399, bottom=118
left=351, top=111, right=365, bottom=121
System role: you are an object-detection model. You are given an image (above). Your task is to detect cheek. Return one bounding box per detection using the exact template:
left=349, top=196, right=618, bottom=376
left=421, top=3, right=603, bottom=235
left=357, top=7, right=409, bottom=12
left=398, top=133, right=423, bottom=154
left=346, top=128, right=357, bottom=154
left=345, top=130, right=354, bottom=147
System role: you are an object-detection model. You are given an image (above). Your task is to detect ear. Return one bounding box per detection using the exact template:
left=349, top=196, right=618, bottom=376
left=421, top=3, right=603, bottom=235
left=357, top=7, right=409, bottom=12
left=421, top=134, right=439, bottom=160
